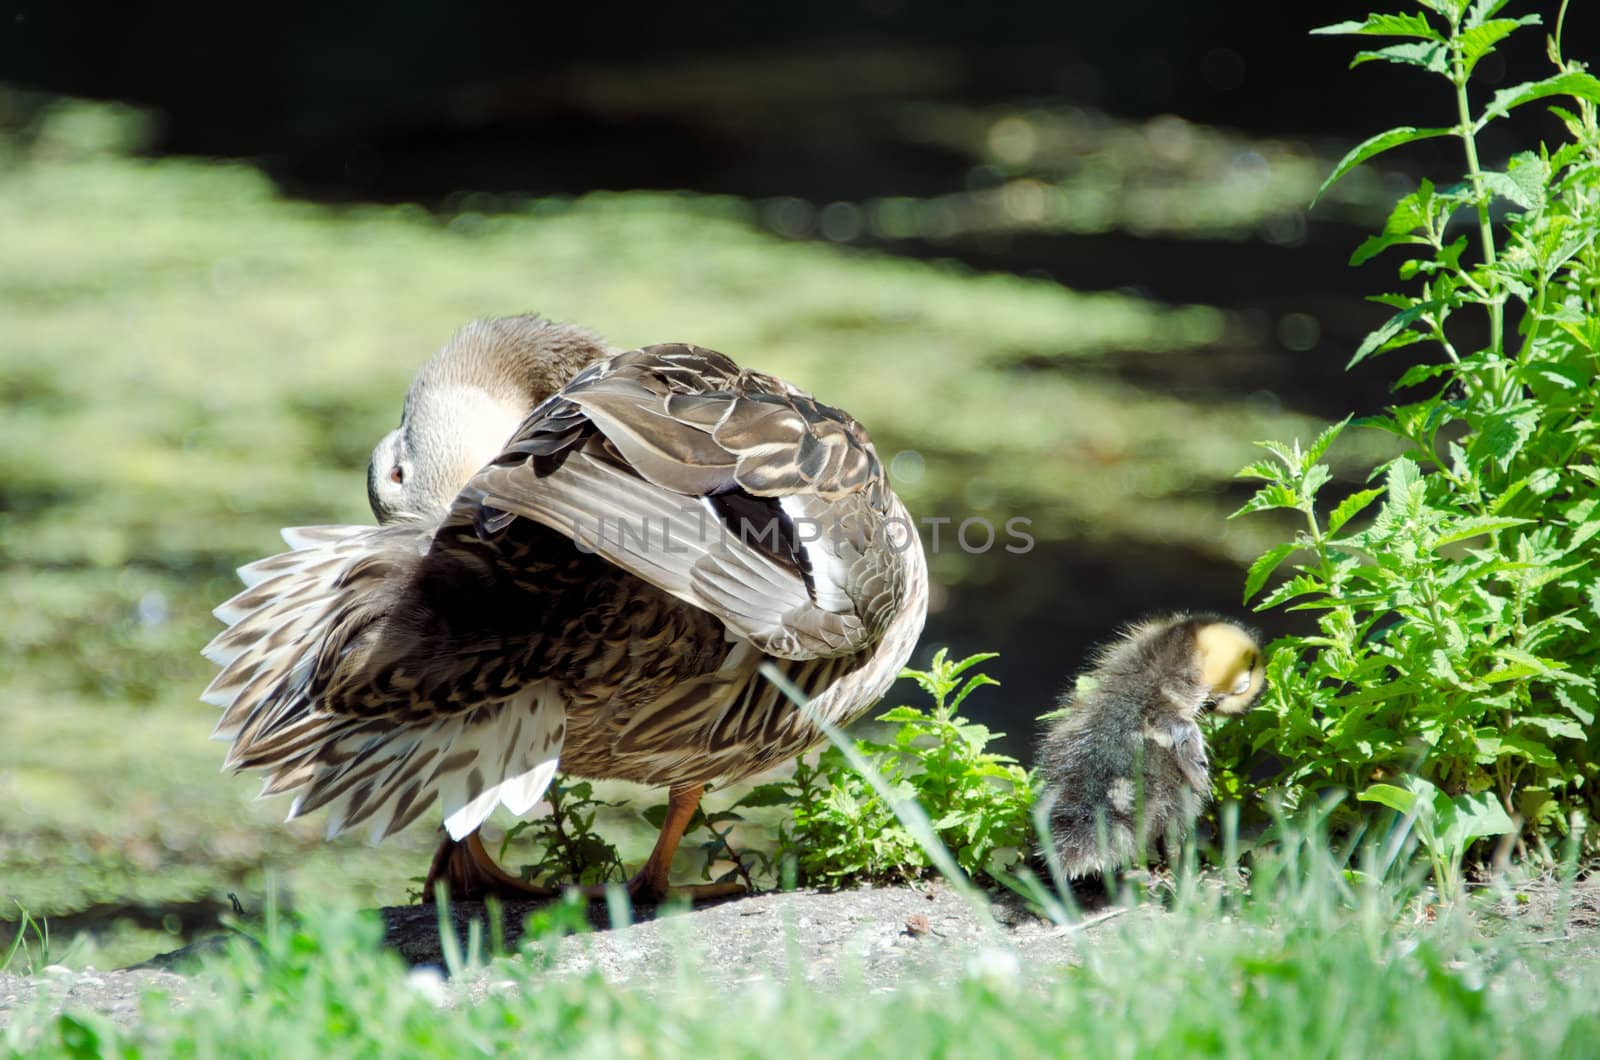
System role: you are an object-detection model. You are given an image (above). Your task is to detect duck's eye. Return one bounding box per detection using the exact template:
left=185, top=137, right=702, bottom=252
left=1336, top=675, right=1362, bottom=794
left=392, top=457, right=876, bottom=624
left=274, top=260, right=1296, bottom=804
left=389, top=465, right=404, bottom=485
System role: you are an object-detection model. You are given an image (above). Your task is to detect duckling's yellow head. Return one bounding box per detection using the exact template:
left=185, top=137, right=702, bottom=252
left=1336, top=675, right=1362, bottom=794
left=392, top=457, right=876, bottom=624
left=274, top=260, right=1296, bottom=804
left=1194, top=621, right=1266, bottom=715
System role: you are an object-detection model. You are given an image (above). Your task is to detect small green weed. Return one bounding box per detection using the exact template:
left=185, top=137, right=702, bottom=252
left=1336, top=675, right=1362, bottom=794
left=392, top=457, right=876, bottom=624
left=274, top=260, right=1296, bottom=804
left=731, top=651, right=1034, bottom=887
left=1359, top=775, right=1516, bottom=897
left=643, top=788, right=778, bottom=891
left=497, top=776, right=628, bottom=890
left=1213, top=0, right=1600, bottom=860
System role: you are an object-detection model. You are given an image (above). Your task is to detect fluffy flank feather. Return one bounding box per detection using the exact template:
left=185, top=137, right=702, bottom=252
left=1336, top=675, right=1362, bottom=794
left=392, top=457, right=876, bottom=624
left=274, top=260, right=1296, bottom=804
left=204, top=526, right=397, bottom=740
left=205, top=525, right=570, bottom=842
left=279, top=686, right=566, bottom=843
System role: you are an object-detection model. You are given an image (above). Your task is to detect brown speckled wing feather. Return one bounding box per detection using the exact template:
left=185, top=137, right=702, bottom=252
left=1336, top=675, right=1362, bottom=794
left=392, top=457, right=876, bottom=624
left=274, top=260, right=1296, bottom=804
left=470, top=343, right=900, bottom=659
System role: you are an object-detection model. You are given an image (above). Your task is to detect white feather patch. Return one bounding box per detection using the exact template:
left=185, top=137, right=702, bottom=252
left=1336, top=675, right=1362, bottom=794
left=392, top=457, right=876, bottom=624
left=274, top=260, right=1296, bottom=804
left=779, top=495, right=853, bottom=613
left=266, top=685, right=568, bottom=844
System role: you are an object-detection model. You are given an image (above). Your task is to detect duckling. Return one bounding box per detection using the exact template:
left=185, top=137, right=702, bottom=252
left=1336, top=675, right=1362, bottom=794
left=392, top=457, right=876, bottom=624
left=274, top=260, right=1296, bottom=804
left=203, top=314, right=929, bottom=902
left=1037, top=614, right=1265, bottom=880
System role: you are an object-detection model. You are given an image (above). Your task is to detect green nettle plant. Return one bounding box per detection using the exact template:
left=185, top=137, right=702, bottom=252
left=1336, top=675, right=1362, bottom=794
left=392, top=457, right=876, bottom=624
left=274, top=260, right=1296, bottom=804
left=735, top=651, right=1035, bottom=887
left=490, top=655, right=1030, bottom=893
left=499, top=776, right=627, bottom=889
left=1212, top=0, right=1600, bottom=860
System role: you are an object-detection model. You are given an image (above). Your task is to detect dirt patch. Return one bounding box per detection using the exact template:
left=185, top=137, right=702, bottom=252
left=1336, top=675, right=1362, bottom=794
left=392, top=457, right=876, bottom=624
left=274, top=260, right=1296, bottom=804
left=6, top=873, right=1599, bottom=1026
left=0, top=883, right=1120, bottom=1025
left=387, top=883, right=1115, bottom=995
left=0, top=966, right=198, bottom=1028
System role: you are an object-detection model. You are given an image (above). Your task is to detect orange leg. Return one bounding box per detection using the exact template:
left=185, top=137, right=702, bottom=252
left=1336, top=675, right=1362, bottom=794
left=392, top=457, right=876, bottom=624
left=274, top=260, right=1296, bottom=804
left=423, top=831, right=557, bottom=903
left=626, top=781, right=743, bottom=903
left=422, top=782, right=744, bottom=905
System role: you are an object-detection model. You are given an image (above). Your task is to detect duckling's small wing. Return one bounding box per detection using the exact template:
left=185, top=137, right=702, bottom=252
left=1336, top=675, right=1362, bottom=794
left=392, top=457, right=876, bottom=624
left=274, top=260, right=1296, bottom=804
left=1166, top=717, right=1210, bottom=793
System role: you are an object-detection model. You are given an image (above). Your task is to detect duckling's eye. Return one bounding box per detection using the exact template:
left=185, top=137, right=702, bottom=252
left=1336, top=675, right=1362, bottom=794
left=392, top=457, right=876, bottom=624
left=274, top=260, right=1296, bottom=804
left=1231, top=671, right=1253, bottom=695
left=389, top=465, right=404, bottom=486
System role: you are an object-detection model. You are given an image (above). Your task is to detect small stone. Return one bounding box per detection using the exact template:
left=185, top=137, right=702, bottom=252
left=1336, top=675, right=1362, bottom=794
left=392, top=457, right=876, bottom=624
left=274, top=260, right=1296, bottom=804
left=965, top=946, right=1023, bottom=994
left=406, top=967, right=450, bottom=1008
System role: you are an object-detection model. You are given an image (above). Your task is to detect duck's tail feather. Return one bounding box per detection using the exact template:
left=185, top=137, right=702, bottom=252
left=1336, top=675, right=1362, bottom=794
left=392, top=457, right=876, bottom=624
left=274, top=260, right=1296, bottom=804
left=203, top=524, right=565, bottom=842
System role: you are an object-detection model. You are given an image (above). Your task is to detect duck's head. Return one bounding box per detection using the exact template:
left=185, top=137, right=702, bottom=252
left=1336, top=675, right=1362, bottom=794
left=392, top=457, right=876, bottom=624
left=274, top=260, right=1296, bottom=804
left=367, top=315, right=613, bottom=523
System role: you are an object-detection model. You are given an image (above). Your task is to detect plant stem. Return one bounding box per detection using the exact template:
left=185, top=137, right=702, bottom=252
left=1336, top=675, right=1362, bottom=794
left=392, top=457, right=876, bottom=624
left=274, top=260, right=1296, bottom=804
left=1303, top=507, right=1336, bottom=587
left=1450, top=30, right=1504, bottom=365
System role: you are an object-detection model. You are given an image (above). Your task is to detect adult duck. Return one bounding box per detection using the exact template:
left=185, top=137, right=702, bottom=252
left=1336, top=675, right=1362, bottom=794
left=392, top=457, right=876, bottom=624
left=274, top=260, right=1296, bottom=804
left=203, top=314, right=928, bottom=901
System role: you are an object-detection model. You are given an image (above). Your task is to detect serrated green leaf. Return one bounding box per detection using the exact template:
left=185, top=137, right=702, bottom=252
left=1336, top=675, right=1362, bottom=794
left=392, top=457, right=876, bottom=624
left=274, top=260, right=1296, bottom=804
left=1386, top=178, right=1437, bottom=230
left=942, top=651, right=1001, bottom=678
left=1231, top=482, right=1302, bottom=518
left=1257, top=573, right=1326, bottom=611
left=1312, top=13, right=1442, bottom=39
left=1428, top=648, right=1464, bottom=686
left=1393, top=361, right=1455, bottom=390
left=1459, top=16, right=1539, bottom=75
left=1518, top=715, right=1586, bottom=740
left=1466, top=0, right=1515, bottom=27
left=733, top=783, right=796, bottom=809
left=1352, top=40, right=1449, bottom=73
left=1478, top=71, right=1600, bottom=128
left=1499, top=734, right=1558, bottom=768
left=1386, top=456, right=1422, bottom=499
left=1327, top=487, right=1386, bottom=535
left=1236, top=457, right=1286, bottom=481
left=1358, top=782, right=1422, bottom=816
left=1481, top=660, right=1544, bottom=684
left=1349, top=300, right=1442, bottom=368
left=1555, top=686, right=1597, bottom=725
left=1429, top=515, right=1533, bottom=550
left=949, top=672, right=1000, bottom=713
left=1244, top=543, right=1300, bottom=604
left=1525, top=363, right=1588, bottom=392
left=1259, top=439, right=1302, bottom=466
left=1420, top=0, right=1468, bottom=22
left=1302, top=464, right=1334, bottom=507
left=1482, top=156, right=1549, bottom=210
left=1351, top=232, right=1428, bottom=266
left=1315, top=127, right=1456, bottom=204
left=1305, top=416, right=1351, bottom=467
left=1468, top=403, right=1539, bottom=468
left=1436, top=236, right=1468, bottom=271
